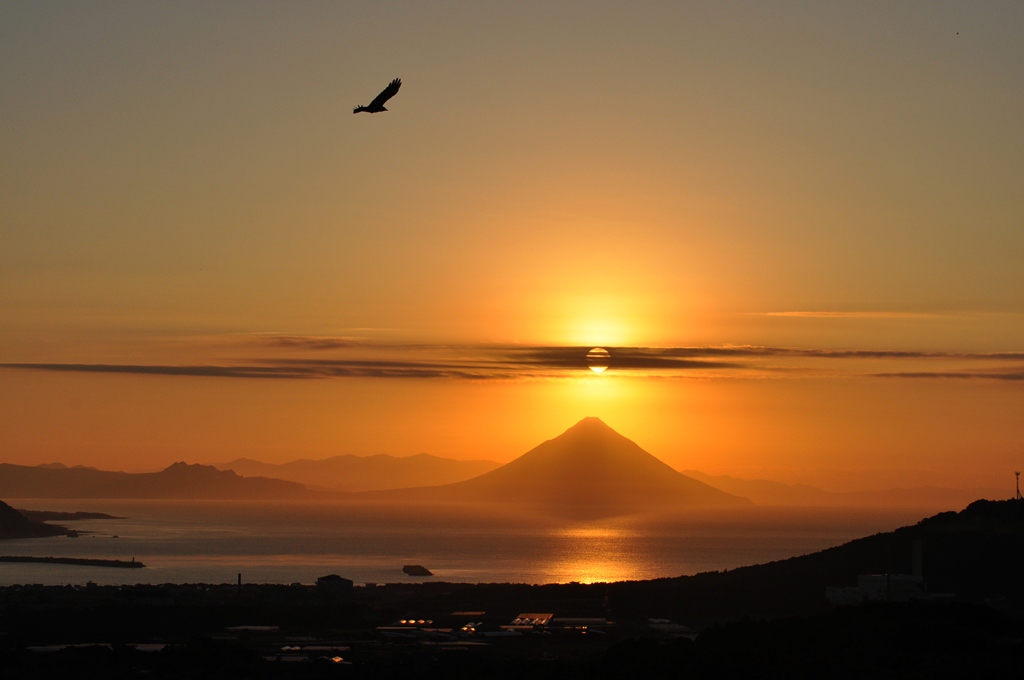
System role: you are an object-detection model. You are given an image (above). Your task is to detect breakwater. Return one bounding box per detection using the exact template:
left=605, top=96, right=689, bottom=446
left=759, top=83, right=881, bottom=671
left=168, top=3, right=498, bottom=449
left=0, top=556, right=144, bottom=569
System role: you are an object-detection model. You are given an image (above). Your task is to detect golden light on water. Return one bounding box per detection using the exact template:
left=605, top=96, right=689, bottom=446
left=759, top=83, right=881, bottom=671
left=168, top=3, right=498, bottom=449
left=557, top=527, right=623, bottom=540
left=541, top=526, right=646, bottom=584
left=545, top=558, right=636, bottom=585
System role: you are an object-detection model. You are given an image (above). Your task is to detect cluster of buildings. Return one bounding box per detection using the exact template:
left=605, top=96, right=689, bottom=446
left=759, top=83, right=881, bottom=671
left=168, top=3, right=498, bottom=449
left=826, top=539, right=954, bottom=605
left=376, top=610, right=616, bottom=640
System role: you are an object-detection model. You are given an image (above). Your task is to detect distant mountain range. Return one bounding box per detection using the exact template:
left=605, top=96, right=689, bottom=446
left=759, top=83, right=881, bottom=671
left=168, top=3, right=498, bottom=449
left=0, top=462, right=314, bottom=499
left=4, top=424, right=1007, bottom=512
left=215, top=453, right=499, bottom=492
left=363, top=418, right=751, bottom=517
left=681, top=470, right=1009, bottom=509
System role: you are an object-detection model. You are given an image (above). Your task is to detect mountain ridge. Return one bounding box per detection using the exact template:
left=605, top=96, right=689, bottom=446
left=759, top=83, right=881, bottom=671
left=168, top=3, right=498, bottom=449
left=0, top=462, right=317, bottom=500
left=682, top=470, right=1009, bottom=508
left=215, top=452, right=499, bottom=492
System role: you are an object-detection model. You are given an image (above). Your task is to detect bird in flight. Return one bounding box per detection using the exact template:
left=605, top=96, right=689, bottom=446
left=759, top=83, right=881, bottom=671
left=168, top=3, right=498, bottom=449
left=353, top=78, right=402, bottom=114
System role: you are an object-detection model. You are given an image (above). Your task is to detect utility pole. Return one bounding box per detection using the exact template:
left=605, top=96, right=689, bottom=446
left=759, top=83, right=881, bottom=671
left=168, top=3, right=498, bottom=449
left=1016, top=471, right=1021, bottom=500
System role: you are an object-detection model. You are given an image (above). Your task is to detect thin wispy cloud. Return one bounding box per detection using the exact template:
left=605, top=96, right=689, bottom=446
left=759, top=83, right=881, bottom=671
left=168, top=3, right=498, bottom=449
left=872, top=369, right=1024, bottom=381
left=0, top=363, right=313, bottom=380
left=254, top=334, right=364, bottom=350
left=755, top=311, right=946, bottom=319
left=753, top=311, right=1024, bottom=320
left=0, top=361, right=511, bottom=381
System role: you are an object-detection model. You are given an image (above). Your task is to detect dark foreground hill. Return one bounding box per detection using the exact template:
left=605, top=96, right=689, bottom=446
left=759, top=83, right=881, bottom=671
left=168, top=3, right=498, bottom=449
left=366, top=418, right=749, bottom=517
left=0, top=500, right=70, bottom=539
left=0, top=462, right=315, bottom=500
left=608, top=498, right=1024, bottom=625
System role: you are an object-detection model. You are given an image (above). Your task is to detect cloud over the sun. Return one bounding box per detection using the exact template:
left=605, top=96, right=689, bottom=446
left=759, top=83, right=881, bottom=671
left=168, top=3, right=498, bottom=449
left=3, top=339, right=1023, bottom=382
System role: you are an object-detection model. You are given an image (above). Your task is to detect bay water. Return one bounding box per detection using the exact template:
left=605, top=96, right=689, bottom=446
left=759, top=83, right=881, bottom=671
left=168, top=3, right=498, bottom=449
left=0, top=500, right=934, bottom=586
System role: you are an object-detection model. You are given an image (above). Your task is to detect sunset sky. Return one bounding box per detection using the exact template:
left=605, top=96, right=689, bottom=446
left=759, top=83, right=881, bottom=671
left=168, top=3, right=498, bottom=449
left=2, top=2, right=1022, bottom=491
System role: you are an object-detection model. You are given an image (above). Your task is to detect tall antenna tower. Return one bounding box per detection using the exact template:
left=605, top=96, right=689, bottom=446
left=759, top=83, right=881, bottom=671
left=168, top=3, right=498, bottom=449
left=1016, top=471, right=1021, bottom=500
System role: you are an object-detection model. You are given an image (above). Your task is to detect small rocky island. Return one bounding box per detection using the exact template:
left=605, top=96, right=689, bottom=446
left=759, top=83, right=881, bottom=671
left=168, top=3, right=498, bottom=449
left=403, top=564, right=433, bottom=576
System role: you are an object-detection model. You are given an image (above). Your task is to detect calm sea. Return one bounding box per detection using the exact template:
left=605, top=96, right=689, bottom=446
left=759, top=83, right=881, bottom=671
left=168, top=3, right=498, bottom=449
left=0, top=501, right=934, bottom=586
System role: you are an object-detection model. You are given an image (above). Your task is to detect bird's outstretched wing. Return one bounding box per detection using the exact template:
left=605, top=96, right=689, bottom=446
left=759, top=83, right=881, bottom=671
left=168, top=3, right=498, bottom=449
left=368, top=78, right=402, bottom=109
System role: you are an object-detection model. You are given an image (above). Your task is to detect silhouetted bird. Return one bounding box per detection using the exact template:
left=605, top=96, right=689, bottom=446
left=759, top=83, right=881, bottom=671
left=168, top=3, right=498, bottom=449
left=353, top=78, right=402, bottom=114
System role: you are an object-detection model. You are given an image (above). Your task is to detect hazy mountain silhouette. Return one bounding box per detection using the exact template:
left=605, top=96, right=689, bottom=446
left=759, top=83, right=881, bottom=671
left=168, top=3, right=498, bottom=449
left=0, top=462, right=316, bottom=500
left=682, top=470, right=1007, bottom=509
left=0, top=500, right=71, bottom=539
left=216, top=453, right=498, bottom=492
left=368, top=418, right=750, bottom=517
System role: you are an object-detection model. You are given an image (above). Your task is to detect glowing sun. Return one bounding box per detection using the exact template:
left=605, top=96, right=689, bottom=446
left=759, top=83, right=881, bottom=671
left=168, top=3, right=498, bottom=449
left=586, top=348, right=610, bottom=373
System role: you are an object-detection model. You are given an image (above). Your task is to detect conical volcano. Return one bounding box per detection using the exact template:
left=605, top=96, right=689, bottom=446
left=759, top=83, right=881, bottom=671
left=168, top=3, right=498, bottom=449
left=373, top=418, right=750, bottom=517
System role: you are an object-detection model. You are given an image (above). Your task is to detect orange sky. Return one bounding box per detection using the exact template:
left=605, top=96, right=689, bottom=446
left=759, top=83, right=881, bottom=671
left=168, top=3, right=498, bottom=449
left=1, top=2, right=1022, bottom=491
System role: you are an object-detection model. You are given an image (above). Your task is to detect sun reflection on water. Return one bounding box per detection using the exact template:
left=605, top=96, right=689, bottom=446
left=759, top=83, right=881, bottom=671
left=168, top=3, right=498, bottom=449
left=556, top=527, right=623, bottom=540
left=540, top=524, right=649, bottom=584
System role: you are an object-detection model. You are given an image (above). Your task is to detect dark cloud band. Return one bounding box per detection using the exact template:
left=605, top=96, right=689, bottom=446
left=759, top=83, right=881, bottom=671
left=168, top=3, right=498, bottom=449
left=2, top=344, right=1022, bottom=381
